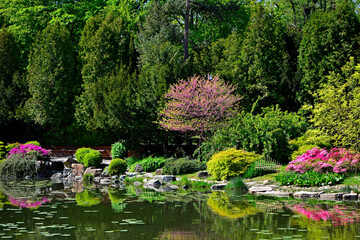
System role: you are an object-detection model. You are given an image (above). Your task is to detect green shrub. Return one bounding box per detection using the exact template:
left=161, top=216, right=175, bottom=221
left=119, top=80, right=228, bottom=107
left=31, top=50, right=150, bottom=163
left=125, top=156, right=141, bottom=166
left=5, top=142, right=20, bottom=155
left=0, top=142, right=5, bottom=159
left=275, top=171, right=344, bottom=187
left=129, top=156, right=166, bottom=172
left=0, top=152, right=40, bottom=178
left=24, top=141, right=41, bottom=146
left=207, top=148, right=262, bottom=180
left=162, top=157, right=206, bottom=175
left=289, top=129, right=332, bottom=160
left=75, top=148, right=92, bottom=164
left=82, top=150, right=102, bottom=167
left=111, top=141, right=126, bottom=159
left=108, top=158, right=127, bottom=175
left=225, top=177, right=248, bottom=194
left=195, top=106, right=308, bottom=163
left=242, top=162, right=267, bottom=179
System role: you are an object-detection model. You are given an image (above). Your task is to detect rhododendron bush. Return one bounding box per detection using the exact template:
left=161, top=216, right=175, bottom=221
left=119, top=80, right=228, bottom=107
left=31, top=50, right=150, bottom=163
left=286, top=147, right=360, bottom=174
left=7, top=143, right=49, bottom=158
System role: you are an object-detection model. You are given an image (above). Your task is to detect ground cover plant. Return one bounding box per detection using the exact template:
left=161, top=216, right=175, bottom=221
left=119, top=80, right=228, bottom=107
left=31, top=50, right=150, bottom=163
left=129, top=156, right=166, bottom=172
left=162, top=157, right=206, bottom=175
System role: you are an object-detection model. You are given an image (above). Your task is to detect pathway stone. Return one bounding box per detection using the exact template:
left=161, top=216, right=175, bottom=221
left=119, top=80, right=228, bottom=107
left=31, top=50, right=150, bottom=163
left=294, top=191, right=322, bottom=199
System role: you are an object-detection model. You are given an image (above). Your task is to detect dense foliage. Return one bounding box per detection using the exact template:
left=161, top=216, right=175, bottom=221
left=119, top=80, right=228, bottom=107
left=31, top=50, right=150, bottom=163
left=129, top=156, right=166, bottom=172
left=108, top=158, right=127, bottom=176
left=275, top=170, right=344, bottom=187
left=0, top=152, right=40, bottom=178
left=196, top=107, right=307, bottom=163
left=75, top=148, right=102, bottom=167
left=111, top=141, right=126, bottom=159
left=162, top=157, right=206, bottom=175
left=207, top=148, right=261, bottom=180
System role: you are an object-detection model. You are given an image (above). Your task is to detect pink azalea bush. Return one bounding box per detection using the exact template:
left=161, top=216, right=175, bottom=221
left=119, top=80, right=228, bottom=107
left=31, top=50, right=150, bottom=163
left=7, top=143, right=49, bottom=158
left=286, top=147, right=360, bottom=174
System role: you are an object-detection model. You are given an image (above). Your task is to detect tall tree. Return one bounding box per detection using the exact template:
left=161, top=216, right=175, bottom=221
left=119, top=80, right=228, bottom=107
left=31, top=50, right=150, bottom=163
left=298, top=1, right=360, bottom=104
left=26, top=22, right=79, bottom=133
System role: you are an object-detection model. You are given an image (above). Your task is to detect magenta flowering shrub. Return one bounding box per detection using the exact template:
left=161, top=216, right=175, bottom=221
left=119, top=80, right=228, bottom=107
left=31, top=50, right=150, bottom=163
left=286, top=147, right=360, bottom=174
left=7, top=144, right=49, bottom=158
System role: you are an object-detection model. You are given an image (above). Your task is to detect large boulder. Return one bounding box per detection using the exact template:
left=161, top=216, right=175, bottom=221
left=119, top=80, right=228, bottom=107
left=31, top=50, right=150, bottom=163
left=50, top=173, right=63, bottom=181
left=197, top=171, right=210, bottom=178
left=294, top=191, right=322, bottom=199
left=83, top=167, right=103, bottom=177
left=71, top=164, right=85, bottom=176
left=134, top=164, right=144, bottom=173
left=144, top=179, right=161, bottom=189
left=158, top=175, right=176, bottom=183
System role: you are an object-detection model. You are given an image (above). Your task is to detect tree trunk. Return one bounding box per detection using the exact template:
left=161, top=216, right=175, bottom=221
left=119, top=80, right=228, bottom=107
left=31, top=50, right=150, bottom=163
left=184, top=0, right=190, bottom=61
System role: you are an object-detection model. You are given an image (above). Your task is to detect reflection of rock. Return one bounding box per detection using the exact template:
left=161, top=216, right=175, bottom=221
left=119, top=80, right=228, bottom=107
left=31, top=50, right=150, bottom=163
left=294, top=191, right=322, bottom=199
left=51, top=173, right=63, bottom=181
left=343, top=193, right=358, bottom=201
left=157, top=175, right=176, bottom=183
left=75, top=190, right=101, bottom=207
left=84, top=167, right=103, bottom=177
left=320, top=193, right=343, bottom=201
left=72, top=164, right=85, bottom=176
left=63, top=167, right=71, bottom=178
left=211, top=184, right=227, bottom=191
left=72, top=181, right=84, bottom=193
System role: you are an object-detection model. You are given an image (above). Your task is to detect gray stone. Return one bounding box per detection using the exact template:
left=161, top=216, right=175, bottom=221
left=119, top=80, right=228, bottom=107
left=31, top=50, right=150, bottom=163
left=51, top=173, right=63, bottom=180
left=169, top=185, right=179, bottom=190
left=119, top=175, right=126, bottom=181
left=94, top=177, right=101, bottom=183
left=249, top=186, right=273, bottom=194
left=134, top=164, right=144, bottom=173
left=155, top=168, right=162, bottom=175
left=182, top=185, right=189, bottom=190
left=74, top=176, right=82, bottom=181
left=294, top=191, right=322, bottom=199
left=133, top=181, right=142, bottom=186
left=71, top=163, right=85, bottom=176
left=197, top=171, right=210, bottom=178
left=211, top=184, right=227, bottom=191
left=159, top=175, right=176, bottom=183
left=257, top=191, right=291, bottom=197
left=320, top=193, right=343, bottom=201
left=126, top=172, right=138, bottom=177
left=343, top=193, right=358, bottom=201
left=144, top=179, right=161, bottom=189
left=84, top=167, right=103, bottom=177
left=114, top=179, right=120, bottom=184
left=263, top=180, right=270, bottom=185
left=144, top=173, right=154, bottom=178
left=111, top=175, right=118, bottom=180
left=63, top=167, right=71, bottom=178
left=100, top=178, right=111, bottom=185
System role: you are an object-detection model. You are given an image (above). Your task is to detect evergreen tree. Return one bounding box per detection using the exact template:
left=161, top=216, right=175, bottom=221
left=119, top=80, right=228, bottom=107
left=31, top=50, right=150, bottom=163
left=26, top=22, right=79, bottom=132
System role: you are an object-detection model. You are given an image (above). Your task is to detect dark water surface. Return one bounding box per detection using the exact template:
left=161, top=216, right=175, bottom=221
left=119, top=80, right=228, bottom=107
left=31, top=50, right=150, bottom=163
left=0, top=181, right=359, bottom=240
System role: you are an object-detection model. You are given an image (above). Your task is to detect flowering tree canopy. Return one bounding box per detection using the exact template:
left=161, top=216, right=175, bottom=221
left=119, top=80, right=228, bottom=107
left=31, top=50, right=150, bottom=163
left=158, top=75, right=241, bottom=136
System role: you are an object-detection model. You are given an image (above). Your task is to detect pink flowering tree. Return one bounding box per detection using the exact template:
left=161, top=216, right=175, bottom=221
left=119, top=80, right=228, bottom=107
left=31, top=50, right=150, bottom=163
left=158, top=75, right=241, bottom=141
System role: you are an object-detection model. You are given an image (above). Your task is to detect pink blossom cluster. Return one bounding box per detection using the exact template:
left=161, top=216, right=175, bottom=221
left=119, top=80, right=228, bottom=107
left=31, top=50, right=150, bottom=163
left=8, top=144, right=49, bottom=158
left=9, top=196, right=50, bottom=209
left=286, top=147, right=360, bottom=174
left=288, top=203, right=360, bottom=226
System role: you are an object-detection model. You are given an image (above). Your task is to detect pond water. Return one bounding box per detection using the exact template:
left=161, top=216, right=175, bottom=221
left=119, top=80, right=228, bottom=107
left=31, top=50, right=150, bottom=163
left=0, top=181, right=359, bottom=240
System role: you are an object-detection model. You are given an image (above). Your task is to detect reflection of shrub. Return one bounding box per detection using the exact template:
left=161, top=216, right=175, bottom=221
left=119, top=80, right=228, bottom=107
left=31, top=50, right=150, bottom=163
left=108, top=189, right=127, bottom=213
left=207, top=191, right=259, bottom=219
left=163, top=158, right=206, bottom=175
left=9, top=196, right=50, bottom=209
left=75, top=190, right=101, bottom=207
left=207, top=148, right=261, bottom=180
left=0, top=152, right=40, bottom=178
left=83, top=150, right=102, bottom=167
left=111, top=141, right=126, bottom=159
left=108, top=158, right=127, bottom=175
left=129, top=156, right=166, bottom=172
left=83, top=173, right=94, bottom=186
left=225, top=177, right=248, bottom=193
left=275, top=170, right=344, bottom=187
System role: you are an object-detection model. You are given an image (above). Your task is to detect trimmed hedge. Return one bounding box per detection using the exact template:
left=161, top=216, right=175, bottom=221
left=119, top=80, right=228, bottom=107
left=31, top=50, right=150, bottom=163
left=108, top=158, right=127, bottom=175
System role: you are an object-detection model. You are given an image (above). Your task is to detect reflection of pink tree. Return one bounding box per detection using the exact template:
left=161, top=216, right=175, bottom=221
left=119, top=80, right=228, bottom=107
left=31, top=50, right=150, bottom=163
left=288, top=203, right=360, bottom=226
left=9, top=197, right=50, bottom=209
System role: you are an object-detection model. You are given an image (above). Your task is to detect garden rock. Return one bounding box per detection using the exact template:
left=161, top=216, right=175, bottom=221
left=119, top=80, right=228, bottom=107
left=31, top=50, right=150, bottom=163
left=197, top=171, right=209, bottom=178
left=93, top=177, right=101, bottom=183
left=161, top=185, right=176, bottom=192
left=169, top=185, right=179, bottom=190
left=144, top=179, right=161, bottom=189
left=294, top=191, right=322, bottom=199
left=159, top=175, right=176, bottom=183
left=63, top=167, right=71, bottom=178
left=111, top=175, right=118, bottom=180
left=51, top=173, right=63, bottom=181
left=249, top=186, right=273, bottom=194
left=72, top=164, right=85, bottom=176
left=257, top=191, right=290, bottom=197
left=155, top=169, right=162, bottom=175
left=133, top=181, right=142, bottom=186
left=211, top=184, right=227, bottom=191
left=320, top=193, right=343, bottom=201
left=182, top=185, right=189, bottom=190
left=126, top=172, right=137, bottom=177
left=134, top=164, right=144, bottom=173
left=100, top=178, right=111, bottom=185
left=343, top=193, right=358, bottom=201
left=63, top=157, right=78, bottom=168
left=84, top=167, right=102, bottom=177
left=119, top=175, right=126, bottom=181
left=144, top=173, right=153, bottom=178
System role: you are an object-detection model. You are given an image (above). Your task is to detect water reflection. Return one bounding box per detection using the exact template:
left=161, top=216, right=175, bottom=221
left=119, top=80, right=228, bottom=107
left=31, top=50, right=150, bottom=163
left=0, top=181, right=359, bottom=239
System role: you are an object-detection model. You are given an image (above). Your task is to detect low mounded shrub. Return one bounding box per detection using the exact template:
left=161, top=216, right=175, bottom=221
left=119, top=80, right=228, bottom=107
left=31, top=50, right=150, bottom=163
left=162, top=157, right=206, bottom=175
left=24, top=141, right=41, bottom=146
left=129, top=156, right=166, bottom=172
left=111, top=141, right=126, bottom=159
left=286, top=147, right=360, bottom=174
left=275, top=170, right=344, bottom=187
left=0, top=152, right=40, bottom=178
left=75, top=148, right=92, bottom=164
left=82, top=150, right=102, bottom=167
left=108, top=158, right=127, bottom=175
left=0, top=142, right=5, bottom=159
left=207, top=148, right=262, bottom=180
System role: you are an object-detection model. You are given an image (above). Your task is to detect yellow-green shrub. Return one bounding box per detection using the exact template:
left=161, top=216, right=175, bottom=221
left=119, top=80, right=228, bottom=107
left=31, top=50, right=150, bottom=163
left=207, top=148, right=261, bottom=180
